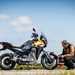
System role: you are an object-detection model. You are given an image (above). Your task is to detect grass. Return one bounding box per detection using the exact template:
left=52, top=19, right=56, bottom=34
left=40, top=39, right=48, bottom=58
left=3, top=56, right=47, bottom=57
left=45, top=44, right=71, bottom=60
left=15, top=64, right=67, bottom=70
left=15, top=64, right=43, bottom=70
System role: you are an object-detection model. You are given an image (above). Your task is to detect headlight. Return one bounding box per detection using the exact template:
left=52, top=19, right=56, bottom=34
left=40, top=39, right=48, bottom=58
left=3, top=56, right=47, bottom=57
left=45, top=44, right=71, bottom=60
left=0, top=44, right=3, bottom=49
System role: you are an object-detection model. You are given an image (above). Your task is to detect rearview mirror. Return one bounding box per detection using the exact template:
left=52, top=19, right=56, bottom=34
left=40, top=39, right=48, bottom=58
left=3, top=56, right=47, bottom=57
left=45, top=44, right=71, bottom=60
left=33, top=28, right=36, bottom=32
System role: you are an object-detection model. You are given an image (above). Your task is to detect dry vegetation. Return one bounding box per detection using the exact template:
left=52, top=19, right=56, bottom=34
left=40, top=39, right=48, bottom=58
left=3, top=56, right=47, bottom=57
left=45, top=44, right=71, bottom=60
left=0, top=64, right=75, bottom=75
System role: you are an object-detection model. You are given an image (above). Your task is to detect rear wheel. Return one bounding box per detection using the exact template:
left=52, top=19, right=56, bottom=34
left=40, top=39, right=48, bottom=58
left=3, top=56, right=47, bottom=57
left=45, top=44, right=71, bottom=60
left=0, top=54, right=16, bottom=70
left=41, top=54, right=57, bottom=70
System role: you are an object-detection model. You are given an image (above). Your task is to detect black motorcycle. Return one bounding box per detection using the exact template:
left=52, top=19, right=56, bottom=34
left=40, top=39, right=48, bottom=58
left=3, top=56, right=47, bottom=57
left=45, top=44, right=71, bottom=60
left=0, top=28, right=52, bottom=70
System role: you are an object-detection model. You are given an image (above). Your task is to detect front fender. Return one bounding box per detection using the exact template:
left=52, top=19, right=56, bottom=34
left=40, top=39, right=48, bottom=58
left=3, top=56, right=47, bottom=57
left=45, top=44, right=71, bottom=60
left=41, top=54, right=46, bottom=58
left=41, top=51, right=57, bottom=62
left=41, top=51, right=50, bottom=60
left=42, top=50, right=50, bottom=57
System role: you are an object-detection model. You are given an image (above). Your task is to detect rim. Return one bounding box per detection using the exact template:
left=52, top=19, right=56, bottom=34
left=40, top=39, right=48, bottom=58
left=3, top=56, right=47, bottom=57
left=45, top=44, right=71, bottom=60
left=43, top=56, right=56, bottom=69
left=2, top=56, right=12, bottom=68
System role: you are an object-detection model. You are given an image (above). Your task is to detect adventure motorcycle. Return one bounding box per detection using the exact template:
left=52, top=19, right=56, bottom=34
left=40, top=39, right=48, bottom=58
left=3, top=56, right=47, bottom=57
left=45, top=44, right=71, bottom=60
left=0, top=28, right=52, bottom=70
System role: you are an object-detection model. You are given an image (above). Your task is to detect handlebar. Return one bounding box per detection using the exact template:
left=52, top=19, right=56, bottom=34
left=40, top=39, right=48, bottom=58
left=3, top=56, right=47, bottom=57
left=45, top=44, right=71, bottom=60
left=32, top=33, right=38, bottom=38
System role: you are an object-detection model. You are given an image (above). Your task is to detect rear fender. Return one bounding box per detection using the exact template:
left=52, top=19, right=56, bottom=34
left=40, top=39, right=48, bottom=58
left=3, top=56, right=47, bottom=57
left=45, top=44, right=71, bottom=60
left=0, top=53, right=14, bottom=61
left=0, top=42, right=13, bottom=50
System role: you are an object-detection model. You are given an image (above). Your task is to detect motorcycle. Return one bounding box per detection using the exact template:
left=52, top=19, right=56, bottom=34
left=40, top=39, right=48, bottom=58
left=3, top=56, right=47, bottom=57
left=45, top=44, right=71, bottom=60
left=0, top=28, right=51, bottom=70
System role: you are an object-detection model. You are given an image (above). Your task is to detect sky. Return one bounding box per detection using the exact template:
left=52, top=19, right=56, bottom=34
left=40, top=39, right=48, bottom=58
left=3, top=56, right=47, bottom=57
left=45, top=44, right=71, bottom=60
left=0, top=0, right=75, bottom=54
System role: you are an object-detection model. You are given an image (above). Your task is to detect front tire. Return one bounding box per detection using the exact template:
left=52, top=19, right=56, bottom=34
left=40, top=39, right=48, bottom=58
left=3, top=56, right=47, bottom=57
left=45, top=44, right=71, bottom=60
left=41, top=54, right=57, bottom=70
left=0, top=53, right=16, bottom=70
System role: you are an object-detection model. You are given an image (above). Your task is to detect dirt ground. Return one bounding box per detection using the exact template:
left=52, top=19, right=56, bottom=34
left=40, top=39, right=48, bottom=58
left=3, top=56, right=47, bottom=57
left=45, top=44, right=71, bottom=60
left=0, top=70, right=75, bottom=75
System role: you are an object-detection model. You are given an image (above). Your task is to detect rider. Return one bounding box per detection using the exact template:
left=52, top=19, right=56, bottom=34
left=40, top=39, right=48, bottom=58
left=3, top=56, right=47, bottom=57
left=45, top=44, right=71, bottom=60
left=61, top=40, right=75, bottom=69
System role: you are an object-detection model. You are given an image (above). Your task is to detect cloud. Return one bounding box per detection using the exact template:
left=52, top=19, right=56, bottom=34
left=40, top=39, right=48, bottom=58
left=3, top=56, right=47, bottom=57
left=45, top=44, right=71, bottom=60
left=0, top=14, right=33, bottom=32
left=10, top=16, right=33, bottom=32
left=0, top=15, right=10, bottom=20
left=0, top=15, right=33, bottom=45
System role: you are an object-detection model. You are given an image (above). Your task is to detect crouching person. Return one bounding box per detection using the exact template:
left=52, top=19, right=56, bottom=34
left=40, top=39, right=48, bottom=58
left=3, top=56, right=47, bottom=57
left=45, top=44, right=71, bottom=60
left=61, top=40, right=75, bottom=69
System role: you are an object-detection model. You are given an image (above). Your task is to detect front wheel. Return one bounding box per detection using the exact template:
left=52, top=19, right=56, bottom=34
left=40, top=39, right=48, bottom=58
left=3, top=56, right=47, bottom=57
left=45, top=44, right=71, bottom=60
left=41, top=54, right=57, bottom=70
left=0, top=53, right=16, bottom=70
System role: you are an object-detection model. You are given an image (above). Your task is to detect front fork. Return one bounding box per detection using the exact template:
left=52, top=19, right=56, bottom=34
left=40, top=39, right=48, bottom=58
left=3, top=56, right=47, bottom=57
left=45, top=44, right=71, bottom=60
left=42, top=50, right=53, bottom=61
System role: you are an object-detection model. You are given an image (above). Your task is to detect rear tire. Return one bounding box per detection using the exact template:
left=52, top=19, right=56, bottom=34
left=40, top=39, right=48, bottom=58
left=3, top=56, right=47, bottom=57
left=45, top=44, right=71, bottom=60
left=0, top=53, right=16, bottom=70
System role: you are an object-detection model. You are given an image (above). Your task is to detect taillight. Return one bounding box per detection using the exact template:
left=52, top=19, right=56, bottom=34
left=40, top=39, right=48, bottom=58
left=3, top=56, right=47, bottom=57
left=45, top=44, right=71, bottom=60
left=0, top=44, right=3, bottom=49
